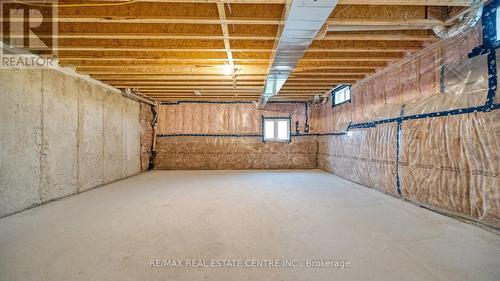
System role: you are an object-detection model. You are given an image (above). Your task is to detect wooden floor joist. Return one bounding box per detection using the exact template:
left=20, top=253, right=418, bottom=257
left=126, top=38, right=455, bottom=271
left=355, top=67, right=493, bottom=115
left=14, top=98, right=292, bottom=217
left=216, top=2, right=237, bottom=88
left=18, top=0, right=472, bottom=101
left=98, top=0, right=473, bottom=6
left=33, top=46, right=421, bottom=52
left=25, top=33, right=436, bottom=41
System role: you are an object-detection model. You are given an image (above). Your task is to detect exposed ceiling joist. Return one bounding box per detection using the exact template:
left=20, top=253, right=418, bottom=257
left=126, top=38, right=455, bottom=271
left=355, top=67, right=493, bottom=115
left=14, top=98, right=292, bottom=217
left=99, top=0, right=474, bottom=6
left=21, top=0, right=470, bottom=102
left=338, top=0, right=473, bottom=5
left=322, top=33, right=437, bottom=41
left=11, top=17, right=443, bottom=27
left=64, top=64, right=378, bottom=71
left=216, top=2, right=237, bottom=87
left=36, top=46, right=419, bottom=52
left=24, top=33, right=436, bottom=41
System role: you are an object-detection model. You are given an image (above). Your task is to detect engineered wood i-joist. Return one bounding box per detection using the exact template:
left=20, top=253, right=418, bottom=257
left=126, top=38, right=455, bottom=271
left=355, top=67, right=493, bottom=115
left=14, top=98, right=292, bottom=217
left=19, top=0, right=473, bottom=101
left=96, top=0, right=473, bottom=6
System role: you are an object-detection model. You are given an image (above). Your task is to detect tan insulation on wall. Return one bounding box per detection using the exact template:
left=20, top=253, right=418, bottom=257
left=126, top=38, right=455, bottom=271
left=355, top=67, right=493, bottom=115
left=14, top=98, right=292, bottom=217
left=140, top=103, right=154, bottom=171
left=155, top=102, right=314, bottom=169
left=496, top=48, right=500, bottom=104
left=400, top=111, right=499, bottom=227
left=311, top=26, right=483, bottom=134
left=156, top=136, right=317, bottom=170
left=318, top=124, right=398, bottom=196
left=312, top=25, right=499, bottom=229
left=157, top=102, right=308, bottom=135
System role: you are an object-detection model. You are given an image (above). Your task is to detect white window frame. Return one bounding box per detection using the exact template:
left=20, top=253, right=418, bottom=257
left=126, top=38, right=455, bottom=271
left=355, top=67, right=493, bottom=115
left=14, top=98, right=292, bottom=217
left=331, top=85, right=352, bottom=107
left=496, top=9, right=500, bottom=42
left=262, top=116, right=291, bottom=143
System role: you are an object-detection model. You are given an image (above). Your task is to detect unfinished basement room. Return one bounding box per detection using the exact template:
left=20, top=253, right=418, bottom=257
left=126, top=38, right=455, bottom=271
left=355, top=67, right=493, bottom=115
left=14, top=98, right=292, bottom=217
left=0, top=0, right=499, bottom=280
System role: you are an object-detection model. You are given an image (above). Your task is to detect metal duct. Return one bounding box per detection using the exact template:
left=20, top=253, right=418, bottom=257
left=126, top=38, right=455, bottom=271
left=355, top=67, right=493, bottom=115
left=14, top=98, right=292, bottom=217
left=258, top=0, right=339, bottom=108
left=433, top=1, right=483, bottom=39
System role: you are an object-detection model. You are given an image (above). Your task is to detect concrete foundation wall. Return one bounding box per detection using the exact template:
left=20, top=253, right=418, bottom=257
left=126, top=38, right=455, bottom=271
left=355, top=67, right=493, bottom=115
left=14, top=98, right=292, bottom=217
left=0, top=68, right=142, bottom=217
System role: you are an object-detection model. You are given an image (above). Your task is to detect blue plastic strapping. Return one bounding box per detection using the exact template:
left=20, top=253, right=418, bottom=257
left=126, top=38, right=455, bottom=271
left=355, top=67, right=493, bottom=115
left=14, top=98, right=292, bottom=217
left=484, top=50, right=497, bottom=111
left=395, top=104, right=406, bottom=196
left=157, top=134, right=261, bottom=138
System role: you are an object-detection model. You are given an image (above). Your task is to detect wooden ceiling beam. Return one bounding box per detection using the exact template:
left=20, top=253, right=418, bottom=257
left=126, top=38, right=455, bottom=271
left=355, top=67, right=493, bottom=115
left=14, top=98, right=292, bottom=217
left=11, top=17, right=442, bottom=27
left=92, top=75, right=267, bottom=80
left=61, top=62, right=380, bottom=69
left=37, top=33, right=276, bottom=40
left=95, top=77, right=359, bottom=85
left=217, top=2, right=236, bottom=88
left=322, top=33, right=437, bottom=41
left=59, top=57, right=266, bottom=62
left=52, top=17, right=282, bottom=25
left=133, top=85, right=264, bottom=88
left=73, top=65, right=373, bottom=73
left=338, top=0, right=473, bottom=5
left=136, top=88, right=335, bottom=92
left=38, top=47, right=418, bottom=52
left=110, top=82, right=340, bottom=87
left=28, top=33, right=436, bottom=41
left=118, top=85, right=337, bottom=90
left=139, top=89, right=261, bottom=92
left=58, top=56, right=399, bottom=62
left=137, top=85, right=351, bottom=90
left=97, top=0, right=473, bottom=6
left=80, top=69, right=368, bottom=76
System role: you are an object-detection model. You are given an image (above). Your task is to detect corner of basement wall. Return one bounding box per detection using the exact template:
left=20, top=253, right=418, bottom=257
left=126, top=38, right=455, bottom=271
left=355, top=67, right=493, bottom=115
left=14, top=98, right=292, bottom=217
left=140, top=103, right=154, bottom=172
left=0, top=67, right=144, bottom=217
left=309, top=23, right=500, bottom=229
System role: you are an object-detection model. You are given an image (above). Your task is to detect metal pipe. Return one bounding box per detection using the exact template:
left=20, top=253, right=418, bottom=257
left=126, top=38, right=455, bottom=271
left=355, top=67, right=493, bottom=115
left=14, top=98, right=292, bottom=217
left=432, top=1, right=483, bottom=39
left=122, top=89, right=157, bottom=106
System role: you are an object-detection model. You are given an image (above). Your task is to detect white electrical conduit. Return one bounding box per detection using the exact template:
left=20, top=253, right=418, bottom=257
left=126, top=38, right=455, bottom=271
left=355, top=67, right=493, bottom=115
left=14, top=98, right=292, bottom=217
left=122, top=88, right=157, bottom=106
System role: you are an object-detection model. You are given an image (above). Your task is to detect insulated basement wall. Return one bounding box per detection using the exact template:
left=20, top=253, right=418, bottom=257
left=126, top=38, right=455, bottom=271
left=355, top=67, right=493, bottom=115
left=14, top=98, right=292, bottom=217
left=311, top=24, right=500, bottom=228
left=155, top=102, right=317, bottom=169
left=140, top=103, right=154, bottom=171
left=0, top=68, right=143, bottom=217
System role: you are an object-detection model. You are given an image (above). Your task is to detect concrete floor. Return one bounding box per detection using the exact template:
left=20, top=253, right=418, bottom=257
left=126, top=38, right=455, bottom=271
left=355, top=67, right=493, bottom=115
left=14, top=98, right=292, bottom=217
left=0, top=170, right=499, bottom=281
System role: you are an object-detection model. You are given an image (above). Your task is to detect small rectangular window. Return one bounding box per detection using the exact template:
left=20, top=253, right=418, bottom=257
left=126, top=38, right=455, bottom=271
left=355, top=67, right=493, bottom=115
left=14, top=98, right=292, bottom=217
left=497, top=10, right=500, bottom=41
left=264, top=121, right=274, bottom=139
left=331, top=85, right=351, bottom=107
left=262, top=117, right=290, bottom=142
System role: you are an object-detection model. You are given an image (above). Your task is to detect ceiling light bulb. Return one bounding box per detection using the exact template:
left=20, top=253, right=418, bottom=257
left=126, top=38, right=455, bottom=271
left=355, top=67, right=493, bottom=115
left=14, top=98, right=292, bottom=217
left=223, top=64, right=232, bottom=76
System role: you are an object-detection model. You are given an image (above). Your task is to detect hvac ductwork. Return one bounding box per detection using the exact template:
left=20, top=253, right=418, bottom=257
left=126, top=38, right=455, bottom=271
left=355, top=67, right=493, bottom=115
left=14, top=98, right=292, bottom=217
left=433, top=1, right=483, bottom=39
left=258, top=0, right=339, bottom=108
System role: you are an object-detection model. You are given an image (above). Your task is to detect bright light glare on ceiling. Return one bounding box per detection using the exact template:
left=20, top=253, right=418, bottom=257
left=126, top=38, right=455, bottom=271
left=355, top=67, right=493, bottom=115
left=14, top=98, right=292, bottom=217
left=223, top=64, right=232, bottom=76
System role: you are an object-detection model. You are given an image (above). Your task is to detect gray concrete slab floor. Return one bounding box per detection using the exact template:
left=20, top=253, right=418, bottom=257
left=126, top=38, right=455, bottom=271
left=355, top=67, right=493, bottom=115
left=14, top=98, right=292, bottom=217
left=0, top=170, right=499, bottom=281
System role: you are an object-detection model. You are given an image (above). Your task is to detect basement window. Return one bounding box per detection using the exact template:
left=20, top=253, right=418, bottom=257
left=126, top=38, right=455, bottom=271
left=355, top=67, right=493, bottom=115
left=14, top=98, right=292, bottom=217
left=332, top=85, right=351, bottom=107
left=262, top=116, right=291, bottom=143
left=497, top=9, right=500, bottom=41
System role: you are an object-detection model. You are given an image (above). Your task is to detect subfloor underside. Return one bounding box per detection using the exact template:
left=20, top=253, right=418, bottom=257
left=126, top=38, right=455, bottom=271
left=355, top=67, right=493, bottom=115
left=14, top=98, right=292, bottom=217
left=0, top=170, right=499, bottom=281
